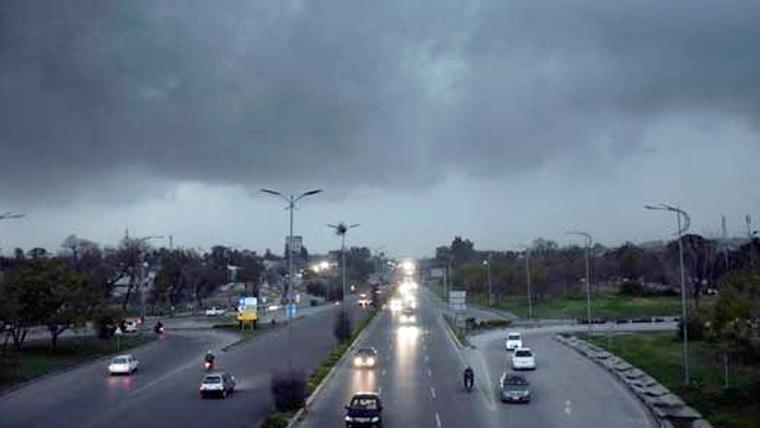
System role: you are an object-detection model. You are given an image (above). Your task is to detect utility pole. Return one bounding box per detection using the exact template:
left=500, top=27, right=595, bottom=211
left=646, top=203, right=691, bottom=385
left=483, top=253, right=493, bottom=306
left=521, top=246, right=533, bottom=320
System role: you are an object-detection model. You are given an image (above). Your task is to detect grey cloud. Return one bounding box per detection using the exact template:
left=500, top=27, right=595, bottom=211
left=2, top=0, right=760, bottom=206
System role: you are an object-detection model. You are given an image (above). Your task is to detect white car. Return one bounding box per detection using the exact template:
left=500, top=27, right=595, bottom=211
left=511, top=348, right=536, bottom=370
left=199, top=372, right=236, bottom=399
left=505, top=332, right=523, bottom=351
left=205, top=307, right=225, bottom=317
left=108, top=354, right=139, bottom=375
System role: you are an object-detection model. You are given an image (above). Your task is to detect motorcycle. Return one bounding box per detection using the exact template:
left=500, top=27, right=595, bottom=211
left=154, top=324, right=165, bottom=335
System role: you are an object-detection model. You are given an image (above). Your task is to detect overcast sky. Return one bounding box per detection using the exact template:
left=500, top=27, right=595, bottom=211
left=1, top=1, right=759, bottom=257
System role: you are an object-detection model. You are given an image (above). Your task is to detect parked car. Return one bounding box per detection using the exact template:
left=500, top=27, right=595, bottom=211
left=500, top=372, right=531, bottom=403
left=199, top=372, right=236, bottom=398
left=108, top=354, right=139, bottom=375
left=205, top=307, right=225, bottom=317
left=511, top=348, right=536, bottom=370
left=353, top=347, right=378, bottom=368
left=344, top=392, right=383, bottom=428
left=505, top=332, right=523, bottom=351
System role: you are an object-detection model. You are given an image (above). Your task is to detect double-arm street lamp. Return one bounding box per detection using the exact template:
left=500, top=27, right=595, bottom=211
left=261, top=189, right=323, bottom=304
left=328, top=222, right=360, bottom=303
left=567, top=230, right=593, bottom=337
left=261, top=188, right=322, bottom=372
left=645, top=203, right=691, bottom=385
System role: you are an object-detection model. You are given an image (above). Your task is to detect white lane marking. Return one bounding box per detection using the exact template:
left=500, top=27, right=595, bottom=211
left=382, top=369, right=386, bottom=377
left=430, top=386, right=436, bottom=399
left=379, top=386, right=383, bottom=395
left=435, top=412, right=442, bottom=428
left=427, top=368, right=432, bottom=377
left=565, top=399, right=572, bottom=415
left=424, top=354, right=429, bottom=362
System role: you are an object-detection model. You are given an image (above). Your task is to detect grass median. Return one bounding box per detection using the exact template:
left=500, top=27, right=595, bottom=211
left=433, top=283, right=715, bottom=319
left=588, top=331, right=760, bottom=428
left=1, top=334, right=153, bottom=392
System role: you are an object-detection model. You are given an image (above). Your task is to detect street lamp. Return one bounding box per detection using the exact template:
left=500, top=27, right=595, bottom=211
left=482, top=253, right=493, bottom=306
left=0, top=212, right=24, bottom=277
left=261, top=188, right=322, bottom=372
left=518, top=245, right=533, bottom=320
left=646, top=203, right=691, bottom=385
left=567, top=230, right=593, bottom=337
left=136, top=235, right=164, bottom=322
left=328, top=222, right=360, bottom=303
left=261, top=189, right=323, bottom=303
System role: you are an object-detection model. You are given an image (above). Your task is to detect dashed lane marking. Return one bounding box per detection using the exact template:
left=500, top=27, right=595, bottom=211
left=430, top=386, right=436, bottom=399
left=435, top=412, right=442, bottom=428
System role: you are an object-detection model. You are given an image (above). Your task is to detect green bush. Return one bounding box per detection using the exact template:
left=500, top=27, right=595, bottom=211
left=259, top=411, right=294, bottom=428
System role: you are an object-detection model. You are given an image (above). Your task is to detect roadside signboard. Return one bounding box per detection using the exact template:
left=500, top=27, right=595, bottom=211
left=449, top=290, right=466, bottom=312
left=237, top=296, right=258, bottom=323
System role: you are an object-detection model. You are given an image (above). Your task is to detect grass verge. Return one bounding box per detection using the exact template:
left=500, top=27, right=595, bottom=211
left=259, top=410, right=297, bottom=428
left=442, top=313, right=471, bottom=347
left=1, top=334, right=153, bottom=392
left=588, top=332, right=760, bottom=428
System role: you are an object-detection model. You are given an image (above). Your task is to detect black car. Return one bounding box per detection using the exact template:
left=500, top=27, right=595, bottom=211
left=344, top=392, right=383, bottom=427
left=500, top=372, right=531, bottom=403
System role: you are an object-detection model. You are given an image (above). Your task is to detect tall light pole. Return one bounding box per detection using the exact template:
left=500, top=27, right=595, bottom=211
left=483, top=252, right=493, bottom=306
left=136, top=235, right=164, bottom=322
left=328, top=222, right=360, bottom=302
left=567, top=230, right=593, bottom=337
left=646, top=203, right=691, bottom=385
left=261, top=189, right=323, bottom=304
left=262, top=188, right=322, bottom=372
left=0, top=212, right=25, bottom=280
left=519, top=245, right=533, bottom=320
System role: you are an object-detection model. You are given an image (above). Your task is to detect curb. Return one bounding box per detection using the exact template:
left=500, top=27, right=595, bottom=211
left=554, top=334, right=713, bottom=428
left=285, top=309, right=383, bottom=428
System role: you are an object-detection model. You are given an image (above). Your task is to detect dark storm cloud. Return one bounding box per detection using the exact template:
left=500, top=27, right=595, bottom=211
left=1, top=0, right=759, bottom=205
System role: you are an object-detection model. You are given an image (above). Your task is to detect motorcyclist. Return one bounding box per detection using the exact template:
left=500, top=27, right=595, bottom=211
left=463, top=366, right=474, bottom=390
left=204, top=350, right=215, bottom=369
left=154, top=320, right=164, bottom=333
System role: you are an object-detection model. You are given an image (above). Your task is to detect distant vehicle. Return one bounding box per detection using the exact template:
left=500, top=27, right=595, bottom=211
left=199, top=372, right=236, bottom=399
left=500, top=372, right=531, bottom=403
left=344, top=392, right=383, bottom=428
left=511, top=348, right=536, bottom=370
left=389, top=298, right=402, bottom=312
left=400, top=307, right=415, bottom=324
left=120, top=319, right=139, bottom=333
left=505, top=332, right=523, bottom=351
left=353, top=347, right=378, bottom=368
left=205, top=307, right=225, bottom=317
left=357, top=294, right=371, bottom=307
left=108, top=354, right=139, bottom=375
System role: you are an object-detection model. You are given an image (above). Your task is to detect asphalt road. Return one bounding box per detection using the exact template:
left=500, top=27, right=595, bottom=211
left=298, top=287, right=658, bottom=428
left=0, top=302, right=367, bottom=428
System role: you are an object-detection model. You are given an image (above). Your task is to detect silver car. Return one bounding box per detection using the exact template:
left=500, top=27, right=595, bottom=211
left=199, top=372, right=236, bottom=399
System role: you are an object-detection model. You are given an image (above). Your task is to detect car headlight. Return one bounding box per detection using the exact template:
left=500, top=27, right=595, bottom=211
left=354, top=357, right=362, bottom=366
left=344, top=416, right=353, bottom=422
left=367, top=358, right=375, bottom=365
left=371, top=417, right=380, bottom=422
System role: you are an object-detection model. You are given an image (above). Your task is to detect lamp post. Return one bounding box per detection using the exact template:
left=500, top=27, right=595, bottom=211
left=0, top=212, right=25, bottom=279
left=483, top=253, right=493, bottom=306
left=328, top=222, right=360, bottom=303
left=567, top=230, right=593, bottom=337
left=136, top=235, right=164, bottom=322
left=518, top=245, right=533, bottom=320
left=261, top=188, right=322, bottom=371
left=646, top=203, right=691, bottom=385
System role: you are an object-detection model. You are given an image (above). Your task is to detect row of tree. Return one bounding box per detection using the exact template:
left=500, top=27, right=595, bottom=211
left=435, top=235, right=760, bottom=307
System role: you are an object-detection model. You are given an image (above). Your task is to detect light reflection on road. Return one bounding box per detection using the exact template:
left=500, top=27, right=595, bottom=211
left=349, top=367, right=378, bottom=393
left=395, top=325, right=420, bottom=370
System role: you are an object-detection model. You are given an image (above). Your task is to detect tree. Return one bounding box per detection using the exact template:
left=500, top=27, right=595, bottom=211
left=711, top=268, right=760, bottom=359
left=333, top=310, right=352, bottom=343
left=666, top=234, right=718, bottom=309
left=450, top=236, right=476, bottom=265
left=0, top=260, right=105, bottom=349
